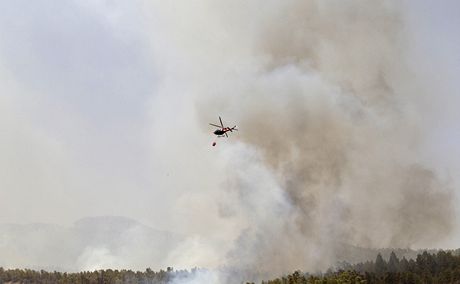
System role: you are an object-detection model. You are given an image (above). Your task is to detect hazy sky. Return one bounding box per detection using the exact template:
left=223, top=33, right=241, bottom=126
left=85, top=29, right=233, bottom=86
left=405, top=0, right=460, bottom=182
left=0, top=0, right=459, bottom=253
left=0, top=0, right=160, bottom=227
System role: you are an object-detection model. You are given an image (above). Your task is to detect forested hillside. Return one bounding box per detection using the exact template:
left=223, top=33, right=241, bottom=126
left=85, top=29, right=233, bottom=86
left=262, top=250, right=460, bottom=284
left=2, top=250, right=460, bottom=283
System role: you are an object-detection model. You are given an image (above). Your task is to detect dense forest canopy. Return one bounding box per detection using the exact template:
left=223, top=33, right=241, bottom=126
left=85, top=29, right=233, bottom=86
left=2, top=250, right=460, bottom=283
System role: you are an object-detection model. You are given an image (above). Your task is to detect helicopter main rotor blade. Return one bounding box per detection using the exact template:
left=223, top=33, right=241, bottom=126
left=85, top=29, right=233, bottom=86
left=209, top=123, right=222, bottom=128
left=219, top=116, right=224, bottom=128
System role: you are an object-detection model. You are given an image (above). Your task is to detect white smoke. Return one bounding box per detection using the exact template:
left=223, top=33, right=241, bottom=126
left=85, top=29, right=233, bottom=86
left=144, top=0, right=455, bottom=281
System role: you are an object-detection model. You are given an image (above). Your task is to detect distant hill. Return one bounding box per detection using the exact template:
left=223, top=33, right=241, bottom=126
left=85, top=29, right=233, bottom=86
left=0, top=216, right=183, bottom=271
left=0, top=217, right=449, bottom=273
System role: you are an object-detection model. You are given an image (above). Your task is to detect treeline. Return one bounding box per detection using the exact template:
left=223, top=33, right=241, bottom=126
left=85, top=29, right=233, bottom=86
left=2, top=250, right=460, bottom=283
left=262, top=250, right=460, bottom=284
left=0, top=267, right=195, bottom=284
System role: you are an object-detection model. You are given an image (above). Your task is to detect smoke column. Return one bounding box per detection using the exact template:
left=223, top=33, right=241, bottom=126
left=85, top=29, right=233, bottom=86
left=145, top=0, right=455, bottom=281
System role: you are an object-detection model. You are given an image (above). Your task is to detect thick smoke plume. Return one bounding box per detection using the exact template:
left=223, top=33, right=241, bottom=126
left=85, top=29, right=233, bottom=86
left=146, top=0, right=455, bottom=280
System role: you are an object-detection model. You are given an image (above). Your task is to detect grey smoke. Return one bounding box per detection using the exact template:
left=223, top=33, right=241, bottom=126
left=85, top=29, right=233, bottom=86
left=145, top=0, right=455, bottom=279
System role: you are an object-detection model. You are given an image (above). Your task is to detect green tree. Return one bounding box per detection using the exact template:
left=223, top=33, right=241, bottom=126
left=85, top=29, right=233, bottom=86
left=375, top=253, right=387, bottom=276
left=387, top=251, right=399, bottom=273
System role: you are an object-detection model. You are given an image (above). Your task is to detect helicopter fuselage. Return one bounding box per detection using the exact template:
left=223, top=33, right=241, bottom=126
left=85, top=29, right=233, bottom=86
left=214, top=129, right=226, bottom=135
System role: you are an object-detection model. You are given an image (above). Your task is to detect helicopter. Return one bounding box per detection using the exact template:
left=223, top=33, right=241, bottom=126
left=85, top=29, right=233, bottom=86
left=209, top=116, right=237, bottom=146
